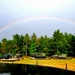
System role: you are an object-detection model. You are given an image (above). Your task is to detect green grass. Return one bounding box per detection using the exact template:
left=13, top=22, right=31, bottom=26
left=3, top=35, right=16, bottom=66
left=0, top=56, right=75, bottom=71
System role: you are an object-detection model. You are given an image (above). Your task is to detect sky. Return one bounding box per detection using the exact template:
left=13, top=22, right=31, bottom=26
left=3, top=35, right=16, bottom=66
left=0, top=0, right=75, bottom=41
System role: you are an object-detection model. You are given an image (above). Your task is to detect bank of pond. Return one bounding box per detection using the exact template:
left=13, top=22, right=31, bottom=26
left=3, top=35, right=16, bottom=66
left=0, top=63, right=75, bottom=75
left=0, top=53, right=68, bottom=60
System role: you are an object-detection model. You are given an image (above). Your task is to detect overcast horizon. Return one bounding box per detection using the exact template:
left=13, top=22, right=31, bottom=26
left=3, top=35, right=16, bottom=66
left=0, top=0, right=75, bottom=41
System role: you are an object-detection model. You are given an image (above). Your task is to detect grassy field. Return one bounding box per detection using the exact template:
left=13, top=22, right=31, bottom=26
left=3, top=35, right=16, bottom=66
left=0, top=56, right=75, bottom=72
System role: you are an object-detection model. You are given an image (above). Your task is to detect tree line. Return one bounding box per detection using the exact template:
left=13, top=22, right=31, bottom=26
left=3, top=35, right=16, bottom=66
left=0, top=29, right=75, bottom=56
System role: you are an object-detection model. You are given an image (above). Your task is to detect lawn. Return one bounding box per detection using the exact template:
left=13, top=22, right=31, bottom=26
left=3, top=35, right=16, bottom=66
left=14, top=56, right=75, bottom=72
left=0, top=56, right=75, bottom=72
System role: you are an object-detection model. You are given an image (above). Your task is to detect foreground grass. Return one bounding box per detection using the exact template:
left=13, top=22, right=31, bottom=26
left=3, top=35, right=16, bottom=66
left=0, top=56, right=75, bottom=72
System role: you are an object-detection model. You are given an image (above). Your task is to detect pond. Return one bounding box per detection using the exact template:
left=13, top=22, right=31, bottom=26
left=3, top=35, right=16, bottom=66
left=0, top=63, right=75, bottom=75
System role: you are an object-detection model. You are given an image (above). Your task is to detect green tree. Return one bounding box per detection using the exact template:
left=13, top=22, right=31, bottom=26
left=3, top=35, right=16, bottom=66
left=29, top=33, right=39, bottom=54
left=39, top=35, right=51, bottom=55
left=23, top=33, right=30, bottom=56
left=70, top=35, right=75, bottom=56
left=0, top=42, right=2, bottom=53
left=0, top=29, right=75, bottom=57
left=1, top=38, right=7, bottom=54
left=64, top=33, right=73, bottom=56
left=6, top=40, right=13, bottom=53
left=12, top=34, right=21, bottom=54
left=53, top=29, right=63, bottom=54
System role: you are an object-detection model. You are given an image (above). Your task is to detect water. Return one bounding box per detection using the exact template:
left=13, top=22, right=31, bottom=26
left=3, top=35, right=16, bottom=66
left=0, top=63, right=75, bottom=75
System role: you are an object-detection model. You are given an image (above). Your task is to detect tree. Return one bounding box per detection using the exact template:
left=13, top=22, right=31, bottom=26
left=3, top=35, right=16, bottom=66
left=53, top=29, right=63, bottom=54
left=39, top=35, right=51, bottom=55
left=1, top=38, right=7, bottom=42
left=1, top=38, right=7, bottom=54
left=19, top=35, right=24, bottom=55
left=23, top=34, right=30, bottom=56
left=29, top=33, right=39, bottom=54
left=64, top=33, right=73, bottom=56
left=0, top=42, right=2, bottom=53
left=12, top=34, right=21, bottom=54
left=70, top=35, right=75, bottom=56
left=0, top=29, right=75, bottom=57
left=5, top=40, right=13, bottom=53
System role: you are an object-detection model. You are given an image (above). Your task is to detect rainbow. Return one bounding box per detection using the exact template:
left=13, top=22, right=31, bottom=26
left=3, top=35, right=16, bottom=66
left=0, top=16, right=75, bottom=32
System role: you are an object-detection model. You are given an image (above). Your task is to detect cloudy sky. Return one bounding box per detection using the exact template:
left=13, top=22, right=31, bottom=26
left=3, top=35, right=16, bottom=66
left=0, top=0, right=75, bottom=40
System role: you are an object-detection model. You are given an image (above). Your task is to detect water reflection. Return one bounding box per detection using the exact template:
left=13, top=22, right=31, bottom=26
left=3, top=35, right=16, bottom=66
left=0, top=73, right=10, bottom=75
left=0, top=63, right=75, bottom=75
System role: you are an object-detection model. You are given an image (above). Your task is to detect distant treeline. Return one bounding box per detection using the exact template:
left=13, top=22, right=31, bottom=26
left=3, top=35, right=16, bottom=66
left=0, top=29, right=75, bottom=56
